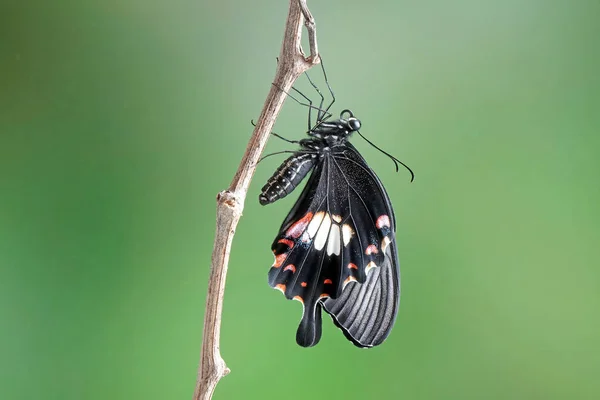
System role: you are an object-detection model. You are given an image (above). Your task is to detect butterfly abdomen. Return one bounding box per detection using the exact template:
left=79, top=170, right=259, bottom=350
left=259, top=153, right=316, bottom=205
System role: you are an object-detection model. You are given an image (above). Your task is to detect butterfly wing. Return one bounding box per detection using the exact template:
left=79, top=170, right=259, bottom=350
left=268, top=143, right=400, bottom=347
left=323, top=143, right=400, bottom=348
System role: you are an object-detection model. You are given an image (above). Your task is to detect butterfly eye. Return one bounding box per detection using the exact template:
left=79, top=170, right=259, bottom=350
left=348, top=117, right=361, bottom=131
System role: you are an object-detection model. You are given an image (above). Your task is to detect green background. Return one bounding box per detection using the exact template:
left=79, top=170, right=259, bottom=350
left=1, top=1, right=599, bottom=399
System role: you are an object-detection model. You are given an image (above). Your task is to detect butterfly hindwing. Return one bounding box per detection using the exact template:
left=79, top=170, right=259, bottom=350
left=325, top=144, right=399, bottom=347
left=268, top=143, right=399, bottom=347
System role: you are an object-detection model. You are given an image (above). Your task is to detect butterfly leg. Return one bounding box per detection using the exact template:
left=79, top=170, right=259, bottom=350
left=303, top=70, right=325, bottom=121
left=318, top=58, right=336, bottom=119
left=251, top=119, right=299, bottom=144
left=271, top=83, right=329, bottom=130
left=290, top=85, right=314, bottom=131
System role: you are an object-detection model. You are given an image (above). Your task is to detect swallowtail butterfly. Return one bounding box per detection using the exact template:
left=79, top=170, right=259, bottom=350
left=259, top=66, right=412, bottom=347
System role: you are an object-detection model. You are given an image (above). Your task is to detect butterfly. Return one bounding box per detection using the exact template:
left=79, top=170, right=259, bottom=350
left=259, top=70, right=412, bottom=347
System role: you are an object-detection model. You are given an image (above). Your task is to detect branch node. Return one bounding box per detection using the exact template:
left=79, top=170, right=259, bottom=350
left=217, top=190, right=240, bottom=210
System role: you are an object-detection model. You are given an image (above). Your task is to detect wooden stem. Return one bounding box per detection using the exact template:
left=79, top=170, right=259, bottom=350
left=192, top=1, right=320, bottom=399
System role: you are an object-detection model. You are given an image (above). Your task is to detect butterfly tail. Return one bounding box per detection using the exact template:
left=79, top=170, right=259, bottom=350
left=296, top=301, right=323, bottom=347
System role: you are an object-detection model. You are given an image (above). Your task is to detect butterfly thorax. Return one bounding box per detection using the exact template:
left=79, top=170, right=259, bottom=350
left=306, top=113, right=361, bottom=147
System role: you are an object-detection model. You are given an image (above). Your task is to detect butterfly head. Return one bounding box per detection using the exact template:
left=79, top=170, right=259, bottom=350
left=339, top=109, right=361, bottom=135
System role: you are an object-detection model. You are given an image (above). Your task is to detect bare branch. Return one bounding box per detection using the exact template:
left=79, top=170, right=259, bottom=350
left=192, top=1, right=320, bottom=399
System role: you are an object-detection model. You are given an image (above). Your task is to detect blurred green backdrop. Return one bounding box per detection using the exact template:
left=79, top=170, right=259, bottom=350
left=1, top=0, right=599, bottom=399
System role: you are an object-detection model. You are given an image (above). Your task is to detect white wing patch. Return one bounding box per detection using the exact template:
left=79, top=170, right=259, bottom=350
left=342, top=223, right=354, bottom=246
left=303, top=211, right=325, bottom=242
left=298, top=212, right=351, bottom=255
left=314, top=213, right=332, bottom=250
left=327, top=224, right=341, bottom=256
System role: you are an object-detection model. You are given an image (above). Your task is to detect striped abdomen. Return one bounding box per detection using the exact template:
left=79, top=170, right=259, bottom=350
left=259, top=153, right=315, bottom=205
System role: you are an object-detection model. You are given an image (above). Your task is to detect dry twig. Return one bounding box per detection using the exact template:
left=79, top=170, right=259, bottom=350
left=192, top=1, right=320, bottom=399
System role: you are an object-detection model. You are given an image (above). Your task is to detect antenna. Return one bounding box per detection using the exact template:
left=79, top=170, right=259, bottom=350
left=356, top=131, right=415, bottom=182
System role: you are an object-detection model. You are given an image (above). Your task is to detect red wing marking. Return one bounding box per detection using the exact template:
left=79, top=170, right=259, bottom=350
left=365, top=244, right=379, bottom=255
left=278, top=238, right=295, bottom=248
left=283, top=264, right=296, bottom=273
left=319, top=293, right=330, bottom=299
left=273, top=253, right=287, bottom=268
left=324, top=278, right=333, bottom=284
left=285, top=212, right=314, bottom=239
left=301, top=282, right=308, bottom=287
left=376, top=215, right=391, bottom=229
left=347, top=263, right=358, bottom=270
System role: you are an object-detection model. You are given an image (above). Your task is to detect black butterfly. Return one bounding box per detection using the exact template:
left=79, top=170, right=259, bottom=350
left=259, top=69, right=412, bottom=348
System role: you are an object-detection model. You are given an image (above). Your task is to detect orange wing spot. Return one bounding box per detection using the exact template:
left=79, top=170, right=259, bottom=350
left=273, top=253, right=287, bottom=268
left=381, top=236, right=391, bottom=252
left=366, top=261, right=377, bottom=274
left=348, top=263, right=358, bottom=270
left=283, top=264, right=296, bottom=273
left=365, top=244, right=379, bottom=255
left=319, top=293, right=330, bottom=299
left=324, top=278, right=333, bottom=284
left=275, top=284, right=286, bottom=294
left=301, top=282, right=308, bottom=287
left=376, top=215, right=391, bottom=229
left=285, top=212, right=314, bottom=239
left=278, top=238, right=295, bottom=248
left=293, top=295, right=304, bottom=304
